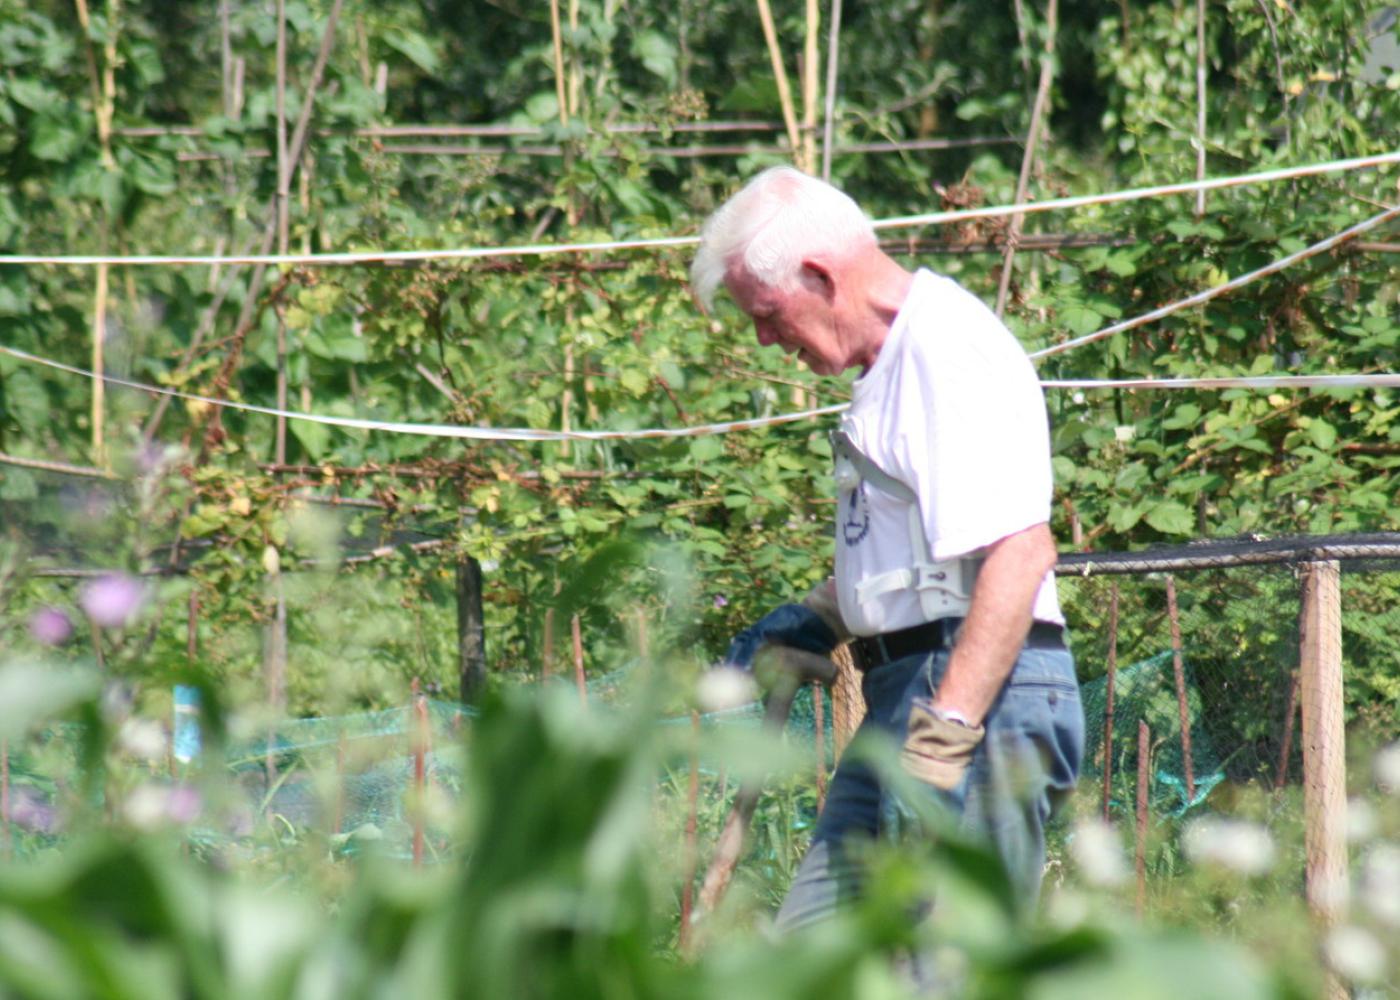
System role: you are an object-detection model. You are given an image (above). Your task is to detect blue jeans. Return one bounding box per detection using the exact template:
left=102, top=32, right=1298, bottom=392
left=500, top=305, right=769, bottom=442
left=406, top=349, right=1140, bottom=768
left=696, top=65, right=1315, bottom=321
left=775, top=642, right=1084, bottom=931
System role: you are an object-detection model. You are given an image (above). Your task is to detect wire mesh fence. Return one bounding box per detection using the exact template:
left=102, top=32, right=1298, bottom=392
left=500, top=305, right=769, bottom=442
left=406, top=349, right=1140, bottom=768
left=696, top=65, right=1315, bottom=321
left=3, top=532, right=1397, bottom=894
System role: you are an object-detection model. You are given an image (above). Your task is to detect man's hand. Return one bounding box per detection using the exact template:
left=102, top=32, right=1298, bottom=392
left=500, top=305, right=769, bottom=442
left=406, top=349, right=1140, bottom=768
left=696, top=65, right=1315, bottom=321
left=724, top=603, right=839, bottom=671
left=901, top=697, right=985, bottom=790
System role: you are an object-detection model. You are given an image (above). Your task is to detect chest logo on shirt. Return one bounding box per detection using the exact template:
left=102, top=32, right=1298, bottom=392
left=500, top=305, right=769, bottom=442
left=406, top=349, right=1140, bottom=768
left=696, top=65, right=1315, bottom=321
left=842, top=482, right=871, bottom=546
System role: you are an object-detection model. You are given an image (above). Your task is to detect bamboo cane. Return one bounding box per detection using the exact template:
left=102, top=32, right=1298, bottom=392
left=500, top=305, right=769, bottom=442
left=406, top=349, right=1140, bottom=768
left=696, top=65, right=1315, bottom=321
left=275, top=0, right=290, bottom=465
left=411, top=679, right=430, bottom=866
left=995, top=0, right=1057, bottom=318
left=755, top=0, right=804, bottom=164
left=571, top=613, right=587, bottom=707
left=1101, top=581, right=1119, bottom=821
left=1195, top=0, right=1207, bottom=217
left=1274, top=666, right=1301, bottom=789
left=2, top=738, right=10, bottom=859
left=678, top=710, right=701, bottom=954
left=820, top=0, right=844, bottom=181
left=1135, top=719, right=1150, bottom=918
left=813, top=682, right=826, bottom=809
left=801, top=0, right=820, bottom=173
left=1164, top=576, right=1196, bottom=804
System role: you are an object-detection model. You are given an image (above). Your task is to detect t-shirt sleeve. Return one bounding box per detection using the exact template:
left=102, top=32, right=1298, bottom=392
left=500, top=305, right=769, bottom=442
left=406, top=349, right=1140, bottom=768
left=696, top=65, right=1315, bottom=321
left=890, top=287, right=1054, bottom=561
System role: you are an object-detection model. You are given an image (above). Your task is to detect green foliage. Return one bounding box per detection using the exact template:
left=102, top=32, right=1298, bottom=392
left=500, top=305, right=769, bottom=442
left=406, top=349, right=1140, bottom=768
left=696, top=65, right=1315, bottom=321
left=1, top=2, right=1399, bottom=992
left=0, top=657, right=1352, bottom=998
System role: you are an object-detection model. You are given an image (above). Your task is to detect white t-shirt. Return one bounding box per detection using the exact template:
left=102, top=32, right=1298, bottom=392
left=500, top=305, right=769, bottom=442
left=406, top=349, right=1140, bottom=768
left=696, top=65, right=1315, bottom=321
left=834, top=269, right=1064, bottom=636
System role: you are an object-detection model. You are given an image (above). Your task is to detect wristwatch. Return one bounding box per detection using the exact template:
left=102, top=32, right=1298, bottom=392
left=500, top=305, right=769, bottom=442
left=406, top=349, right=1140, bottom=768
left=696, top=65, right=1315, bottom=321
left=931, top=705, right=976, bottom=728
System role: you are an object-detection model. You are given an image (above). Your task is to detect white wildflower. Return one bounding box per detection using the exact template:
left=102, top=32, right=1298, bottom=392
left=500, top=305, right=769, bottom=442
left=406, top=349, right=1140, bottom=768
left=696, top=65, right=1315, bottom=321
left=1347, top=797, right=1378, bottom=843
left=1374, top=742, right=1400, bottom=794
left=117, top=717, right=168, bottom=762
left=1324, top=925, right=1387, bottom=984
left=1182, top=816, right=1276, bottom=876
left=697, top=667, right=759, bottom=713
left=1114, top=425, right=1135, bottom=443
left=124, top=784, right=172, bottom=830
left=1070, top=818, right=1129, bottom=887
left=1359, top=843, right=1400, bottom=929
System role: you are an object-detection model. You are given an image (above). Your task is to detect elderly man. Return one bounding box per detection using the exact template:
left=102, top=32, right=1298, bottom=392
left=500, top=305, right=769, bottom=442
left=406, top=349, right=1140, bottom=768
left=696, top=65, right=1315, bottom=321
left=692, top=167, right=1084, bottom=930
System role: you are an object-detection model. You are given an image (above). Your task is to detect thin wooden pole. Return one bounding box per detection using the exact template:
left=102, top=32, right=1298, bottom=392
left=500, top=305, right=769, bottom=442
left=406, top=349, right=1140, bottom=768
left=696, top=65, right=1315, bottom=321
left=678, top=710, right=701, bottom=954
left=542, top=606, right=556, bottom=682
left=1274, top=666, right=1301, bottom=789
left=801, top=0, right=820, bottom=173
left=275, top=0, right=290, bottom=465
left=755, top=0, right=803, bottom=163
left=1299, top=561, right=1347, bottom=928
left=1194, top=0, right=1207, bottom=217
left=813, top=682, right=826, bottom=809
left=411, top=678, right=429, bottom=866
left=456, top=554, right=486, bottom=704
left=332, top=734, right=346, bottom=836
left=72, top=0, right=114, bottom=469
left=1135, top=720, right=1150, bottom=919
left=1101, top=581, right=1119, bottom=821
left=571, top=613, right=587, bottom=707
left=90, top=265, right=108, bottom=468
left=548, top=0, right=569, bottom=127
left=820, top=0, right=844, bottom=181
left=2, top=738, right=10, bottom=859
left=1164, top=575, right=1196, bottom=803
left=197, top=0, right=344, bottom=456
left=995, top=0, right=1057, bottom=318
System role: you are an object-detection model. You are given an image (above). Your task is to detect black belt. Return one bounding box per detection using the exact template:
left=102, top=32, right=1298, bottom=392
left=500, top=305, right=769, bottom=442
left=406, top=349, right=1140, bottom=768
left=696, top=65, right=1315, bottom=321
left=851, top=618, right=1065, bottom=671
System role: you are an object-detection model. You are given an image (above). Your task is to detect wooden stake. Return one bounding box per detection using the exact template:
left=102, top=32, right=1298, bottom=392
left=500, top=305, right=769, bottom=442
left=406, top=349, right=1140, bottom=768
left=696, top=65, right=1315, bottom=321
left=820, top=0, right=843, bottom=181
left=678, top=710, right=701, bottom=954
left=995, top=0, right=1057, bottom=318
left=274, top=0, right=290, bottom=465
left=411, top=678, right=430, bottom=867
left=542, top=606, right=556, bottom=681
left=90, top=263, right=108, bottom=469
left=801, top=0, right=820, bottom=173
left=1194, top=0, right=1207, bottom=217
left=813, top=682, right=826, bottom=809
left=571, top=613, right=587, bottom=707
left=1101, top=581, right=1119, bottom=821
left=755, top=0, right=804, bottom=164
left=456, top=554, right=486, bottom=704
left=548, top=0, right=569, bottom=128
left=1299, top=561, right=1347, bottom=927
left=332, top=734, right=346, bottom=837
left=1135, top=720, right=1150, bottom=919
left=1164, top=575, right=1196, bottom=804
left=1274, top=666, right=1301, bottom=790
left=2, top=738, right=10, bottom=859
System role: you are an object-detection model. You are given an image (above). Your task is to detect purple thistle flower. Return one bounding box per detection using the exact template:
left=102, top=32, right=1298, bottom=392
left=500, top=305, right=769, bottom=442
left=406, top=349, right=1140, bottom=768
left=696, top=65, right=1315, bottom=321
left=79, top=573, right=148, bottom=628
left=10, top=788, right=60, bottom=835
left=28, top=606, right=73, bottom=646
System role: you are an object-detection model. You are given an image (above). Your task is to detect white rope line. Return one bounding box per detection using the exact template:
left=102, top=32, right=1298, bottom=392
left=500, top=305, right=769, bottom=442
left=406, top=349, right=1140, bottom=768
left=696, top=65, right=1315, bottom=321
left=1, top=150, right=1395, bottom=268
left=1029, top=199, right=1400, bottom=360
left=0, top=341, right=843, bottom=441
left=4, top=338, right=1396, bottom=447
left=1045, top=374, right=1400, bottom=391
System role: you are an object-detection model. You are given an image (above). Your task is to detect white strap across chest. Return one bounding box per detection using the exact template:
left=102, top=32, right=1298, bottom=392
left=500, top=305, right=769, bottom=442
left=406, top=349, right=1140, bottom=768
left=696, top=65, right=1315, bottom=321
left=831, top=430, right=981, bottom=618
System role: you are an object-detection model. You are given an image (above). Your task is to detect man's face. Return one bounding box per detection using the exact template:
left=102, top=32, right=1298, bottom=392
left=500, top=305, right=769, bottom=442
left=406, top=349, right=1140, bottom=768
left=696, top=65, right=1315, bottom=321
left=723, top=261, right=846, bottom=376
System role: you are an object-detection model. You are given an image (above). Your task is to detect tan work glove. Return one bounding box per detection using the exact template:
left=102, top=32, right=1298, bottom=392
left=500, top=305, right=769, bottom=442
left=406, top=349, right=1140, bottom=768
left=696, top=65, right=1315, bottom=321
left=901, top=698, right=985, bottom=790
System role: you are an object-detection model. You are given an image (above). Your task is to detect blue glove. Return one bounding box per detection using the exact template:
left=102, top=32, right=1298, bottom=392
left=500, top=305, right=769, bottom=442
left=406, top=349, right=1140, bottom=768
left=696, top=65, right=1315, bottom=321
left=724, top=603, right=838, bottom=671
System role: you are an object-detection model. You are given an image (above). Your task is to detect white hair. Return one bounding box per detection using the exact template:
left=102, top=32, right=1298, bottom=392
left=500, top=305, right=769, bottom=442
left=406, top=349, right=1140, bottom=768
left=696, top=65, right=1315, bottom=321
left=690, top=167, right=877, bottom=310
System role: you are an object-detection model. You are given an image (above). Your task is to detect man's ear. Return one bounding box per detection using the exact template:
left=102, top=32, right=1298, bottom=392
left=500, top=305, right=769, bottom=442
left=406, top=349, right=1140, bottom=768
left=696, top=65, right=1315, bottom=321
left=800, top=259, right=836, bottom=301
